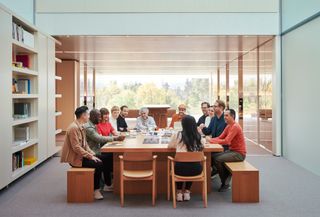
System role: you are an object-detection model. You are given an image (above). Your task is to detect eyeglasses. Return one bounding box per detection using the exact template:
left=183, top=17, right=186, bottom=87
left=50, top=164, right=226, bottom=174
left=178, top=108, right=186, bottom=111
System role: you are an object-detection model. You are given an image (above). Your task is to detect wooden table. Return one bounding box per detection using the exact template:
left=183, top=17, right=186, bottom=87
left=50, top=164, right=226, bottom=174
left=101, top=135, right=223, bottom=195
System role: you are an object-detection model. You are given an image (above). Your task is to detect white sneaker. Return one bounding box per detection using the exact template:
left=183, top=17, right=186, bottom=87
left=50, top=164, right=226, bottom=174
left=103, top=184, right=113, bottom=192
left=183, top=191, right=191, bottom=201
left=94, top=189, right=104, bottom=200
left=176, top=192, right=183, bottom=202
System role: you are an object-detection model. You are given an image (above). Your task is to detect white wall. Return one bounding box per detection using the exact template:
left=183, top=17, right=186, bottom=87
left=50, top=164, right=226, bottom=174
left=282, top=15, right=320, bottom=175
left=282, top=0, right=320, bottom=32
left=35, top=0, right=279, bottom=35
left=0, top=0, right=34, bottom=23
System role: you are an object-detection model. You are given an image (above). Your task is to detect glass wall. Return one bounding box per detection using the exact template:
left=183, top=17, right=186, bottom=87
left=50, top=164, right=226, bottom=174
left=258, top=40, right=273, bottom=151
left=95, top=73, right=211, bottom=119
left=243, top=49, right=259, bottom=147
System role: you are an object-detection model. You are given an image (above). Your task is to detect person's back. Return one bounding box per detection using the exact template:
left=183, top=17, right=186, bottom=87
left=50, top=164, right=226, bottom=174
left=167, top=115, right=204, bottom=202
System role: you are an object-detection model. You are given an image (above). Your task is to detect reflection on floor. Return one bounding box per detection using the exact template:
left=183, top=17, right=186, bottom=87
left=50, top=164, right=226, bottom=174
left=243, top=117, right=272, bottom=155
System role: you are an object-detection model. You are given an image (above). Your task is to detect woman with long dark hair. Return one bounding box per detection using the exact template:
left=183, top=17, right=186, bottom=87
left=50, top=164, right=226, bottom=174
left=168, top=115, right=205, bottom=202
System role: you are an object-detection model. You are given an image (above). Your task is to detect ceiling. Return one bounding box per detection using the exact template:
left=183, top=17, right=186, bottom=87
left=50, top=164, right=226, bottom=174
left=55, top=35, right=274, bottom=74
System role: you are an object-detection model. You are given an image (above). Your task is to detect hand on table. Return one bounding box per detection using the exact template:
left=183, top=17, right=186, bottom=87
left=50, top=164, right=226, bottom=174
left=114, top=135, right=126, bottom=141
left=205, top=136, right=212, bottom=143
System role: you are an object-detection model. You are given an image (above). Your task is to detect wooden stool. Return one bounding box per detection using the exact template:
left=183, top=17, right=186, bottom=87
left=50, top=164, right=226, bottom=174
left=225, top=161, right=259, bottom=203
left=67, top=168, right=95, bottom=203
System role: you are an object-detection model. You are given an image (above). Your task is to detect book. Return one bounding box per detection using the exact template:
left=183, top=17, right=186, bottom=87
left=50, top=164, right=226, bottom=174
left=16, top=78, right=31, bottom=94
left=16, top=55, right=30, bottom=68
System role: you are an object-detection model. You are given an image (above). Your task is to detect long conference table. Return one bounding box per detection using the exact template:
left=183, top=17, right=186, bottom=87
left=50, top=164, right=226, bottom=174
left=101, top=134, right=223, bottom=195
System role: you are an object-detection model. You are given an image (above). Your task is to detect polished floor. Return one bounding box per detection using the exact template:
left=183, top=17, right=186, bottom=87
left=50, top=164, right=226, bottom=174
left=1, top=156, right=320, bottom=217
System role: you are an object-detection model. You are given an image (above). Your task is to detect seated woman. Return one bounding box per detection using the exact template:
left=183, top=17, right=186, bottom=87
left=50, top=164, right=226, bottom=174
left=204, top=105, right=215, bottom=128
left=168, top=115, right=205, bottom=202
left=97, top=108, right=118, bottom=136
left=136, top=107, right=157, bottom=131
left=110, top=106, right=120, bottom=132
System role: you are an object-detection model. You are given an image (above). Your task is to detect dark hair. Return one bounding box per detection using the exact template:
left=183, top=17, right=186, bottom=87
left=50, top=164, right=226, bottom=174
left=180, top=115, right=204, bottom=152
left=89, top=109, right=101, bottom=125
left=215, top=100, right=226, bottom=110
left=226, top=109, right=236, bottom=119
left=120, top=105, right=128, bottom=111
left=75, top=106, right=89, bottom=119
left=201, top=102, right=210, bottom=107
left=100, top=108, right=109, bottom=117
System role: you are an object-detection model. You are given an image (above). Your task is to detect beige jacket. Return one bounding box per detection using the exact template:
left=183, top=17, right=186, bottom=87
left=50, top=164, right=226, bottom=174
left=60, top=120, right=95, bottom=167
left=168, top=132, right=205, bottom=152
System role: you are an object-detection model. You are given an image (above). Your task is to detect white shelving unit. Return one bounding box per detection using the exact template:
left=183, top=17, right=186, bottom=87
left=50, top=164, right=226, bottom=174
left=0, top=4, right=58, bottom=190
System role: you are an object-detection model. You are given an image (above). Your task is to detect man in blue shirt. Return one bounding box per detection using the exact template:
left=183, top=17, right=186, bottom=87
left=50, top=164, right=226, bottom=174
left=199, top=100, right=227, bottom=178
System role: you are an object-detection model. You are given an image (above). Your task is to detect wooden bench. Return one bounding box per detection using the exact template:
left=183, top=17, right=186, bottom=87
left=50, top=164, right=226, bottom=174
left=67, top=168, right=95, bottom=203
left=225, top=161, right=259, bottom=203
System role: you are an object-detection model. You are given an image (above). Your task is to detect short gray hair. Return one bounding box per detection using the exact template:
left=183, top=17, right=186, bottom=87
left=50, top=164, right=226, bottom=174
left=139, top=107, right=149, bottom=114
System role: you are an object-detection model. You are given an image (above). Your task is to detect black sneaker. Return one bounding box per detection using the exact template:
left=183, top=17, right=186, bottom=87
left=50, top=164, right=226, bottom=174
left=218, top=184, right=231, bottom=192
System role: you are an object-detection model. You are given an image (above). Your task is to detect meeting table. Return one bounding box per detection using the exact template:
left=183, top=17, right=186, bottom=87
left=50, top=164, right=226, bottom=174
left=100, top=133, right=223, bottom=195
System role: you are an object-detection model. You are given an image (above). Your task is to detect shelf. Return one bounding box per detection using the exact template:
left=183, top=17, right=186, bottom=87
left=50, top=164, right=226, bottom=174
left=12, top=163, right=37, bottom=180
left=55, top=129, right=62, bottom=135
left=12, top=67, right=38, bottom=76
left=55, top=94, right=62, bottom=98
left=55, top=76, right=62, bottom=80
left=55, top=57, right=62, bottom=63
left=55, top=111, right=62, bottom=116
left=12, top=94, right=38, bottom=99
left=12, top=139, right=38, bottom=153
left=12, top=117, right=38, bottom=126
left=12, top=39, right=37, bottom=54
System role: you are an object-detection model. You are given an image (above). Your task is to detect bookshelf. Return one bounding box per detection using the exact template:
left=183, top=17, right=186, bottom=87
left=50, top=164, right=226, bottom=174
left=0, top=4, right=58, bottom=190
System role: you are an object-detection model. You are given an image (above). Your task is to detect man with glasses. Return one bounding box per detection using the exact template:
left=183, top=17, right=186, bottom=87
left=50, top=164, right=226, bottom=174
left=199, top=100, right=228, bottom=178
left=197, top=102, right=210, bottom=126
left=169, top=104, right=187, bottom=129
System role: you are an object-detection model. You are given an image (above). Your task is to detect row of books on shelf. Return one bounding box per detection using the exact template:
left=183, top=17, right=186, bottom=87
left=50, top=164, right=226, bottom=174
left=12, top=22, right=34, bottom=48
left=12, top=78, right=31, bottom=94
left=12, top=151, right=36, bottom=172
left=13, top=103, right=31, bottom=119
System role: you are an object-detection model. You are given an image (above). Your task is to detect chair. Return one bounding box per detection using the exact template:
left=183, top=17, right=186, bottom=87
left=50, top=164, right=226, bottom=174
left=119, top=152, right=157, bottom=207
left=167, top=152, right=207, bottom=208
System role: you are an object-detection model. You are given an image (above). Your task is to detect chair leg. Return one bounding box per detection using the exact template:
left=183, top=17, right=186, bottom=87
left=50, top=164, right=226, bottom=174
left=167, top=175, right=170, bottom=201
left=171, top=177, right=176, bottom=208
left=120, top=177, right=124, bottom=207
left=152, top=176, right=156, bottom=206
left=203, top=180, right=208, bottom=208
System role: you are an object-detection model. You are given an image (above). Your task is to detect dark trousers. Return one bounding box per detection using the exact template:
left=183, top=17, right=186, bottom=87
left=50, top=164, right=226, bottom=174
left=175, top=162, right=203, bottom=190
left=211, top=145, right=229, bottom=174
left=82, top=153, right=113, bottom=190
left=213, top=150, right=245, bottom=185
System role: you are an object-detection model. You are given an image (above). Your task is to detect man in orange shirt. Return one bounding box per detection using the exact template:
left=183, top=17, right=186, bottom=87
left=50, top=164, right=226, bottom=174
left=169, top=104, right=187, bottom=128
left=206, top=109, right=246, bottom=192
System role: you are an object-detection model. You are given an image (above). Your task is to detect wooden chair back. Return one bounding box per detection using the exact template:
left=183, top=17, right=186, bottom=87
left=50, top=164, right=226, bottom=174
left=122, top=152, right=153, bottom=162
left=173, top=152, right=205, bottom=163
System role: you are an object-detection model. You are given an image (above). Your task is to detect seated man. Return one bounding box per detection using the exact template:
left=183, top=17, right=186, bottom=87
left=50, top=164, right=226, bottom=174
left=206, top=109, right=246, bottom=192
left=169, top=104, right=187, bottom=129
left=200, top=100, right=227, bottom=150
left=60, top=106, right=105, bottom=200
left=84, top=109, right=125, bottom=193
left=136, top=107, right=157, bottom=131
left=117, top=105, right=129, bottom=132
left=197, top=102, right=210, bottom=126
